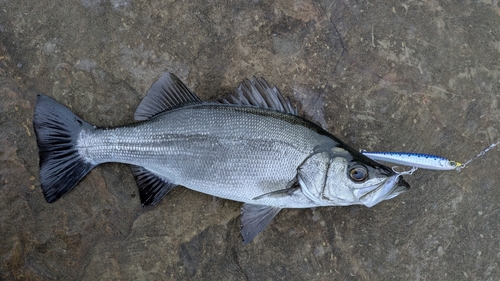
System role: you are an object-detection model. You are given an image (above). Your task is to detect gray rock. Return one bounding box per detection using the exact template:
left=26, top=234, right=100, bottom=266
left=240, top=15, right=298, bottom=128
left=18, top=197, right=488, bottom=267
left=1, top=0, right=500, bottom=280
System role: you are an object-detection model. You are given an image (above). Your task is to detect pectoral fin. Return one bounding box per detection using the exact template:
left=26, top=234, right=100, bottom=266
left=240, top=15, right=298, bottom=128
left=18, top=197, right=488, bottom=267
left=240, top=204, right=281, bottom=244
left=252, top=179, right=300, bottom=200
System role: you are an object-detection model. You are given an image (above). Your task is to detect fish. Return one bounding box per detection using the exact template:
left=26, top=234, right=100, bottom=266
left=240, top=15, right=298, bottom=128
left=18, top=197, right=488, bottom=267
left=361, top=150, right=461, bottom=170
left=33, top=72, right=410, bottom=244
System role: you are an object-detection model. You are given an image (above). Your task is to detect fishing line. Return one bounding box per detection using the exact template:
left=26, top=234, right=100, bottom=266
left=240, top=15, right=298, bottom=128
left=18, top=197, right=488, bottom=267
left=458, top=140, right=500, bottom=170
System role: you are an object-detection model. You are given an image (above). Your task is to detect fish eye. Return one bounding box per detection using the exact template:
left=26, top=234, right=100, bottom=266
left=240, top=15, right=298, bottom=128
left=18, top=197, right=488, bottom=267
left=349, top=166, right=368, bottom=182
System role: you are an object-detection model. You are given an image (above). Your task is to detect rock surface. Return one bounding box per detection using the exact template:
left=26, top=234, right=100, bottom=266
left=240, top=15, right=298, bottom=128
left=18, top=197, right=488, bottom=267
left=1, top=0, right=500, bottom=280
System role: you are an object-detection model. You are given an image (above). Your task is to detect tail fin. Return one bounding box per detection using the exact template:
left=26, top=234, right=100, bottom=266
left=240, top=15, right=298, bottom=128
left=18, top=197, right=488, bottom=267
left=33, top=95, right=97, bottom=203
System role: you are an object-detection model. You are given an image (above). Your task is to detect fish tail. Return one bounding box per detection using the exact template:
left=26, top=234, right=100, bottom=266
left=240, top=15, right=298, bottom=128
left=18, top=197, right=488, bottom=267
left=33, top=95, right=97, bottom=203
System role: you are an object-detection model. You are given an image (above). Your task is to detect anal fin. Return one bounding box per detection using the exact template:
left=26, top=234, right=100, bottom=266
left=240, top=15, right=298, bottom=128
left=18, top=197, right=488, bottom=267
left=131, top=165, right=177, bottom=206
left=240, top=204, right=281, bottom=244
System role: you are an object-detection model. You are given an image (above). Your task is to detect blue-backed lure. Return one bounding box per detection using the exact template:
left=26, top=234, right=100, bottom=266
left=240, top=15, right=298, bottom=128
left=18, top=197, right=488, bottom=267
left=360, top=150, right=461, bottom=171
left=362, top=141, right=500, bottom=172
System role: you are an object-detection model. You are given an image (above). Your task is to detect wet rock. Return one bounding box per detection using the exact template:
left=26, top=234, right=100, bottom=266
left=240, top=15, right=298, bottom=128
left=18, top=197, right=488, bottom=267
left=1, top=0, right=500, bottom=280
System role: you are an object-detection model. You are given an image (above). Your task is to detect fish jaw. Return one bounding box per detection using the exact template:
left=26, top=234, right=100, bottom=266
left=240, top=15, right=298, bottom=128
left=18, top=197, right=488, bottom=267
left=356, top=175, right=410, bottom=208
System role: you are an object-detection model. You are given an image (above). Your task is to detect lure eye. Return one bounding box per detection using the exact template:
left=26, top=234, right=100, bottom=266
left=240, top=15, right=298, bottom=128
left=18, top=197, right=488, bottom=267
left=349, top=166, right=368, bottom=182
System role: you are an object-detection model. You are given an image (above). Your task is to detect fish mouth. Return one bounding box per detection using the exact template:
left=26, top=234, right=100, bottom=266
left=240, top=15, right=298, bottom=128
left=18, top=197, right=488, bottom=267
left=384, top=176, right=410, bottom=199
left=359, top=175, right=410, bottom=208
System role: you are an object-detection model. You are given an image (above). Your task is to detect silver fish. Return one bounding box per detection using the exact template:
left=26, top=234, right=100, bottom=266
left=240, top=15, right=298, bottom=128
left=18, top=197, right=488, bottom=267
left=33, top=72, right=410, bottom=243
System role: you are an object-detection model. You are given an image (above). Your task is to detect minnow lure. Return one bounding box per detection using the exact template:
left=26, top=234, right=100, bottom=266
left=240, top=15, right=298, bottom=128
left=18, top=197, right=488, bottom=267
left=363, top=140, right=500, bottom=171
left=361, top=150, right=461, bottom=171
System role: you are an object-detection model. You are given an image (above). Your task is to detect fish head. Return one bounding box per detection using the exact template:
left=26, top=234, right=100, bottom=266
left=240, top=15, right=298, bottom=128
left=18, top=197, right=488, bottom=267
left=299, top=149, right=410, bottom=207
left=342, top=160, right=410, bottom=208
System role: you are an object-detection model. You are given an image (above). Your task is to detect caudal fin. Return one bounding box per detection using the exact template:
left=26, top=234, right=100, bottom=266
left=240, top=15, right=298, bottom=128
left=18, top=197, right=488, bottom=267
left=33, top=95, right=97, bottom=203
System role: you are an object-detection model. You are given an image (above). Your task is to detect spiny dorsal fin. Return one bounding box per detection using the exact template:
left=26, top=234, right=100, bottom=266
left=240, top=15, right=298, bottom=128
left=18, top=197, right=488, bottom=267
left=134, top=72, right=202, bottom=121
left=220, top=77, right=297, bottom=115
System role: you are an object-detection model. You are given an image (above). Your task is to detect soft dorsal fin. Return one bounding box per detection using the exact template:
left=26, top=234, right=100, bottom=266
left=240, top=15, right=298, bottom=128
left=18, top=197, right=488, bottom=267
left=219, top=77, right=298, bottom=115
left=134, top=72, right=202, bottom=121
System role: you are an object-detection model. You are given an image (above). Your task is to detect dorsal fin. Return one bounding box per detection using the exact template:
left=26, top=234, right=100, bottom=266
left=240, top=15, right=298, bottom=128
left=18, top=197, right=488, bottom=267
left=134, top=72, right=202, bottom=121
left=219, top=77, right=298, bottom=115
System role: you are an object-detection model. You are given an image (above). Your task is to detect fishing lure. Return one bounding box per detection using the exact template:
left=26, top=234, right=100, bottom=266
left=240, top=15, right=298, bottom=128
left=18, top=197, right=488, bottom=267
left=362, top=140, right=500, bottom=171
left=361, top=150, right=461, bottom=171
